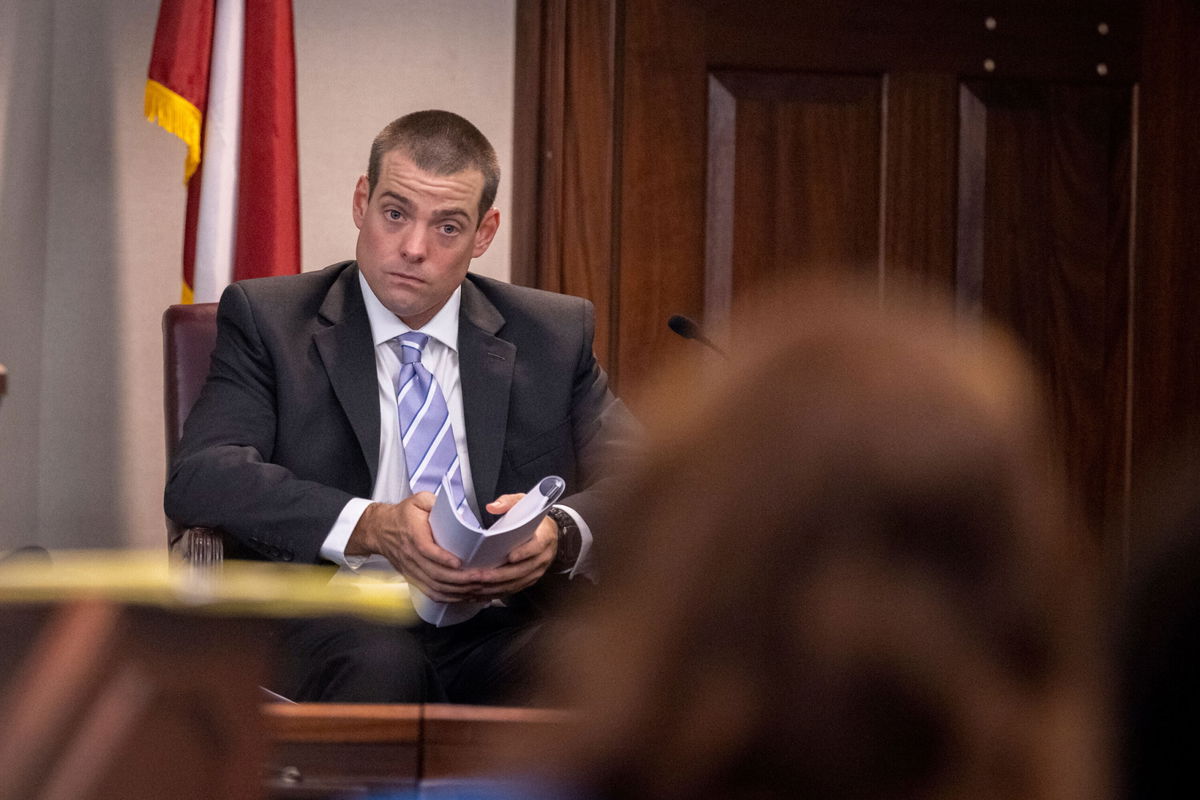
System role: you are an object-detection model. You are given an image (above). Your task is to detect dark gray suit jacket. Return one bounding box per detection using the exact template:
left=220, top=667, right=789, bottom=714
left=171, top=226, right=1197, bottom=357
left=164, top=261, right=633, bottom=567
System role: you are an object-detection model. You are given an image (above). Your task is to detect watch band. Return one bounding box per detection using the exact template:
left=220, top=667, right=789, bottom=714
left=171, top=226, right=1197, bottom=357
left=546, top=506, right=582, bottom=571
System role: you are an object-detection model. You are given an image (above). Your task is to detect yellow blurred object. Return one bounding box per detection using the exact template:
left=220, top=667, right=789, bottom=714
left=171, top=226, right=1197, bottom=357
left=0, top=549, right=413, bottom=623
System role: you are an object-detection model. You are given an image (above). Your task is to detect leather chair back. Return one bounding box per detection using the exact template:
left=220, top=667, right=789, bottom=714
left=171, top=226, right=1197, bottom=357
left=162, top=303, right=218, bottom=548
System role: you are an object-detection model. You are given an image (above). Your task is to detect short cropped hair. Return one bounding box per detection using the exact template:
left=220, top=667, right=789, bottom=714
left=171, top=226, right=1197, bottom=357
left=366, top=110, right=500, bottom=224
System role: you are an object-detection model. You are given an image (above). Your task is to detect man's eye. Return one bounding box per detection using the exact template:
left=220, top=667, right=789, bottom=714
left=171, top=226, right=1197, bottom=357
left=385, top=209, right=403, bottom=221
left=438, top=224, right=460, bottom=236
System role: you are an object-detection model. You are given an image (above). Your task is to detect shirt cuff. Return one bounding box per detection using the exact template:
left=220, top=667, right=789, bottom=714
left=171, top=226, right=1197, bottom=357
left=319, top=497, right=375, bottom=569
left=553, top=503, right=595, bottom=581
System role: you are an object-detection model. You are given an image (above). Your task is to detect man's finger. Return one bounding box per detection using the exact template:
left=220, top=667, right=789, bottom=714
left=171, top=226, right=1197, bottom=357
left=506, top=539, right=544, bottom=564
left=470, top=572, right=541, bottom=599
left=476, top=555, right=545, bottom=586
left=403, top=561, right=483, bottom=603
left=506, top=518, right=557, bottom=564
left=485, top=492, right=526, bottom=514
left=408, top=491, right=438, bottom=512
left=415, top=557, right=484, bottom=587
left=411, top=535, right=462, bottom=569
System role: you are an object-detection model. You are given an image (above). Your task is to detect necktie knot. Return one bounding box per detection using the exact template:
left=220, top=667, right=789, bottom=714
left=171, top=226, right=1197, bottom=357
left=394, top=332, right=429, bottom=365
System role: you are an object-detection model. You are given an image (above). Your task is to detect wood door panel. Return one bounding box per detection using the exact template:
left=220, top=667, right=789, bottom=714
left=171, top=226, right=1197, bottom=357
left=960, top=81, right=1132, bottom=535
left=882, top=73, right=959, bottom=290
left=706, top=72, right=882, bottom=320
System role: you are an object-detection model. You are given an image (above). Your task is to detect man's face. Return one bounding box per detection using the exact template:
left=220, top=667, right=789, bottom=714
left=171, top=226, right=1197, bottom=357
left=352, top=149, right=499, bottom=328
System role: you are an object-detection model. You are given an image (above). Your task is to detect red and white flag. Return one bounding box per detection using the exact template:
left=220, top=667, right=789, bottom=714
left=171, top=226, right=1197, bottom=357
left=146, top=0, right=300, bottom=303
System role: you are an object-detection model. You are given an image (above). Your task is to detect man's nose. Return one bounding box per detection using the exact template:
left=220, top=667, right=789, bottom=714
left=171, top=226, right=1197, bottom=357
left=399, top=225, right=427, bottom=262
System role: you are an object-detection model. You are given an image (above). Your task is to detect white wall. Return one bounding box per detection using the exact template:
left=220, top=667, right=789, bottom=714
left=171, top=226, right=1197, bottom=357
left=0, top=0, right=516, bottom=551
left=35, top=0, right=185, bottom=551
left=295, top=0, right=515, bottom=280
left=0, top=0, right=55, bottom=549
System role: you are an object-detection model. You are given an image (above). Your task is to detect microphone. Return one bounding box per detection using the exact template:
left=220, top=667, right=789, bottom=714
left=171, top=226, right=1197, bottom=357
left=667, top=314, right=728, bottom=358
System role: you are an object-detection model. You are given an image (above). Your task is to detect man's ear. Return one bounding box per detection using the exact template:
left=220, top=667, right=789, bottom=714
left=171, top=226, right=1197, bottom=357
left=472, top=208, right=500, bottom=258
left=351, top=175, right=369, bottom=230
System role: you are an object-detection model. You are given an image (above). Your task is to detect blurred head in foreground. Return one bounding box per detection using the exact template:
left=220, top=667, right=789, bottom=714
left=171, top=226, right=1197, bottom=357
left=537, top=277, right=1107, bottom=800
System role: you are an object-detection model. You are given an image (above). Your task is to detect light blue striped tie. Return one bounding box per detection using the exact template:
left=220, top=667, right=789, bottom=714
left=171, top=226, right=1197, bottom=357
left=390, top=332, right=478, bottom=526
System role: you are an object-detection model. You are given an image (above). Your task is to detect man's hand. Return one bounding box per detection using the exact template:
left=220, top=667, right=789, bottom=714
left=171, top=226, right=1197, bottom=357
left=347, top=492, right=560, bottom=603
left=464, top=493, right=560, bottom=600
left=347, top=494, right=487, bottom=603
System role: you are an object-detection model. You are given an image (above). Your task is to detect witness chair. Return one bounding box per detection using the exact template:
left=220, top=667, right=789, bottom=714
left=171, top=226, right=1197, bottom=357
left=162, top=303, right=226, bottom=567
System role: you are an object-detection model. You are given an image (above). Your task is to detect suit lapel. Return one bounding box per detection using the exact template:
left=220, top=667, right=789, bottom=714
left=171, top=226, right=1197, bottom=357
left=459, top=277, right=514, bottom=515
left=313, top=265, right=381, bottom=486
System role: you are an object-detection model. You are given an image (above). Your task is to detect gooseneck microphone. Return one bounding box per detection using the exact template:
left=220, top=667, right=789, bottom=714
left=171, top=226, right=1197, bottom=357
left=667, top=314, right=728, bottom=358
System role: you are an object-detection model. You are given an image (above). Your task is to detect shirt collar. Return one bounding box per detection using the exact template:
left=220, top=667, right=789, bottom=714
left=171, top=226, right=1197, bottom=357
left=358, top=270, right=461, bottom=353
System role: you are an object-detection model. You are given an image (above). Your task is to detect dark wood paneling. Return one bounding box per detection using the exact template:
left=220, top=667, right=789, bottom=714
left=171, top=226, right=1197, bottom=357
left=509, top=0, right=545, bottom=289
left=701, top=0, right=1138, bottom=81
left=1130, top=0, right=1200, bottom=541
left=882, top=73, right=959, bottom=291
left=963, top=81, right=1132, bottom=537
left=512, top=0, right=1190, bottom=562
left=532, top=0, right=566, bottom=295
left=616, top=0, right=708, bottom=399
left=559, top=0, right=619, bottom=372
left=705, top=75, right=735, bottom=321
left=708, top=72, right=882, bottom=311
left=1101, top=88, right=1136, bottom=553
left=511, top=0, right=619, bottom=373
left=956, top=85, right=988, bottom=314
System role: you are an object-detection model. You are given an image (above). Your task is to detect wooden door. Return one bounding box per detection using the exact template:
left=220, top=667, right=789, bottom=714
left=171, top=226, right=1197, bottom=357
left=514, top=0, right=1200, bottom=558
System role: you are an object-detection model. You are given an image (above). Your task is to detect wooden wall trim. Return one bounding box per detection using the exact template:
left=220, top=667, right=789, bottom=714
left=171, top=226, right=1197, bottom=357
left=510, top=0, right=620, bottom=372
left=1129, top=0, right=1200, bottom=533
left=700, top=0, right=1139, bottom=81
left=509, top=0, right=544, bottom=288
left=559, top=0, right=620, bottom=371
left=705, top=74, right=735, bottom=323
left=955, top=84, right=988, bottom=318
left=616, top=0, right=708, bottom=397
left=882, top=73, right=959, bottom=292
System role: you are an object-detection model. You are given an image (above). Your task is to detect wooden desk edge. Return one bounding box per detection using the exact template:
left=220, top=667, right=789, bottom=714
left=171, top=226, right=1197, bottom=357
left=263, top=703, right=421, bottom=743
left=263, top=703, right=567, bottom=744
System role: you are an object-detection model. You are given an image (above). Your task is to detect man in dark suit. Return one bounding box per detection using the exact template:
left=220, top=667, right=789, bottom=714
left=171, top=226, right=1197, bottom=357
left=164, top=110, right=633, bottom=704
